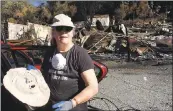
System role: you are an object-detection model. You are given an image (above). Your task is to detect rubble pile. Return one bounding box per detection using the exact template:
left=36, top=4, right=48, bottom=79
left=74, top=21, right=172, bottom=65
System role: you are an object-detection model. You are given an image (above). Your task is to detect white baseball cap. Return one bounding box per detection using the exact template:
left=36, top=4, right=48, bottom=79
left=51, top=14, right=75, bottom=27
left=3, top=68, right=50, bottom=107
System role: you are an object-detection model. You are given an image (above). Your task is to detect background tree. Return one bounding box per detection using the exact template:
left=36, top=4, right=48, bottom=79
left=71, top=1, right=101, bottom=22
left=34, top=3, right=51, bottom=25
left=1, top=1, right=37, bottom=24
left=46, top=1, right=71, bottom=24
left=1, top=1, right=173, bottom=25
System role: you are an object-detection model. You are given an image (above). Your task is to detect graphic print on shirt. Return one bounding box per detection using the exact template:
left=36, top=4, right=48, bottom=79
left=48, top=53, right=69, bottom=81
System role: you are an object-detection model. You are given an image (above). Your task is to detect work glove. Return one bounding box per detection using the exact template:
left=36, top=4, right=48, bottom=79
left=26, top=64, right=37, bottom=70
left=52, top=100, right=73, bottom=111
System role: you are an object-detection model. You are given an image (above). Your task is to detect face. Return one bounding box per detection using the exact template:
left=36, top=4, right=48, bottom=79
left=52, top=26, right=74, bottom=45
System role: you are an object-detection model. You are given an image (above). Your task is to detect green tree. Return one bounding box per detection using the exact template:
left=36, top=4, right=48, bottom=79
left=1, top=1, right=37, bottom=24
left=34, top=4, right=51, bottom=25
left=72, top=1, right=101, bottom=22
left=46, top=1, right=71, bottom=23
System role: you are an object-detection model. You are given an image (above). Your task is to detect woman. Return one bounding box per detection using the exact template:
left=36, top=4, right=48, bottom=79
left=41, top=14, right=98, bottom=111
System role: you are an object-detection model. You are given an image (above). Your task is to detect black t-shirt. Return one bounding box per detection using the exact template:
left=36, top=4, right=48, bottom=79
left=41, top=44, right=94, bottom=111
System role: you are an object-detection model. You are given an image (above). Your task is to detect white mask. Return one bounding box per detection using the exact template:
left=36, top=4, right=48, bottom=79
left=51, top=53, right=66, bottom=70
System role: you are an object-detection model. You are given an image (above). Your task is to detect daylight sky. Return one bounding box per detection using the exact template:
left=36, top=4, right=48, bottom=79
left=27, top=0, right=47, bottom=7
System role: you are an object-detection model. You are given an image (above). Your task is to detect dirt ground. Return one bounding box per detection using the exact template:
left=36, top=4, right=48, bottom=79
left=88, top=55, right=172, bottom=111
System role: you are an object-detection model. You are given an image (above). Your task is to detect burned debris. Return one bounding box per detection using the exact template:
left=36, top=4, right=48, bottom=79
left=3, top=15, right=172, bottom=66
left=73, top=20, right=172, bottom=65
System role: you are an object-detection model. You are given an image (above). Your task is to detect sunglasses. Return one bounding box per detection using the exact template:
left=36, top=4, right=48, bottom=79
left=55, top=26, right=73, bottom=32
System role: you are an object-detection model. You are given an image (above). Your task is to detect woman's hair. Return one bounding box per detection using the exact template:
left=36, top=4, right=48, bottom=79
left=50, top=37, right=57, bottom=46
